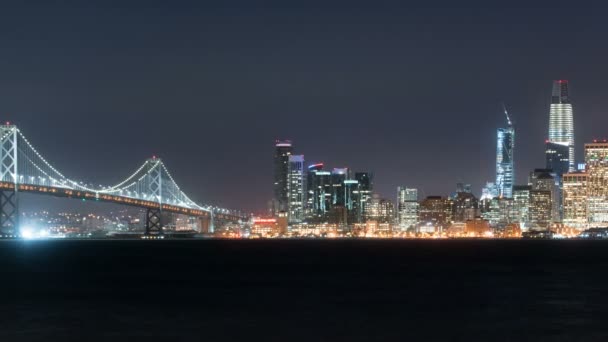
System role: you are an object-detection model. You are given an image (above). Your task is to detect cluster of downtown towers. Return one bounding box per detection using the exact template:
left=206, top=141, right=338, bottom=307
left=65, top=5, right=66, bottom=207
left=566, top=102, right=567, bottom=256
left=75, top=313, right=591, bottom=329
left=271, top=80, right=602, bottom=231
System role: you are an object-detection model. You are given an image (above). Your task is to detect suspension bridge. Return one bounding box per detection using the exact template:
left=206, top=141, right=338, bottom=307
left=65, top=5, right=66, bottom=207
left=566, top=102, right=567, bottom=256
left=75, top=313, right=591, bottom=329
left=0, top=124, right=247, bottom=237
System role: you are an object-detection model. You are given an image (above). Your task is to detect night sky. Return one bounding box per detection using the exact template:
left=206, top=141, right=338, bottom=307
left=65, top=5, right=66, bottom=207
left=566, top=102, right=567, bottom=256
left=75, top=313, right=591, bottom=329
left=2, top=1, right=608, bottom=213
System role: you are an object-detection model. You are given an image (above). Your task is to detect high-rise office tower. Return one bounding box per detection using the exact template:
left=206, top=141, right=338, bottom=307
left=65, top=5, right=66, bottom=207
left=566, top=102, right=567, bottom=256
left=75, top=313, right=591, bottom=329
left=273, top=140, right=293, bottom=214
left=529, top=169, right=559, bottom=223
left=513, top=185, right=532, bottom=230
left=287, top=155, right=305, bottom=223
left=354, top=172, right=373, bottom=222
left=419, top=196, right=453, bottom=231
left=397, top=187, right=419, bottom=231
left=545, top=142, right=570, bottom=179
left=585, top=142, right=608, bottom=226
left=365, top=194, right=395, bottom=224
left=545, top=141, right=569, bottom=222
left=563, top=172, right=588, bottom=230
left=451, top=192, right=478, bottom=222
left=496, top=107, right=515, bottom=198
left=306, top=163, right=332, bottom=221
left=548, top=80, right=575, bottom=172
left=331, top=168, right=349, bottom=207
left=529, top=190, right=552, bottom=229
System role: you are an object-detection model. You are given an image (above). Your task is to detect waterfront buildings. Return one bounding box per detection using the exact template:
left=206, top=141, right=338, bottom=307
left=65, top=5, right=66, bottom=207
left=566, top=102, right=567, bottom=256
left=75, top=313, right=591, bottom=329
left=419, top=196, right=452, bottom=231
left=482, top=197, right=514, bottom=228
left=465, top=218, right=492, bottom=237
left=365, top=194, right=395, bottom=224
left=547, top=80, right=575, bottom=172
left=451, top=191, right=479, bottom=222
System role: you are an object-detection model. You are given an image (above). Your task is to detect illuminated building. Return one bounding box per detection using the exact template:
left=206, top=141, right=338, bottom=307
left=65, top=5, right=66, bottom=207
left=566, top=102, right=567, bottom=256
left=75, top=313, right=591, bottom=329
left=353, top=172, right=373, bottom=223
left=503, top=223, right=522, bottom=238
left=446, top=222, right=466, bottom=237
left=344, top=180, right=359, bottom=211
left=545, top=142, right=570, bottom=179
left=465, top=218, right=491, bottom=237
left=545, top=141, right=569, bottom=221
left=512, top=185, right=531, bottom=231
left=331, top=168, right=349, bottom=207
left=529, top=169, right=559, bottom=223
left=251, top=217, right=280, bottom=237
left=306, top=163, right=331, bottom=221
left=562, top=172, right=588, bottom=229
left=451, top=191, right=478, bottom=222
left=365, top=194, right=395, bottom=224
left=397, top=187, right=418, bottom=231
left=496, top=107, right=515, bottom=198
left=481, top=182, right=499, bottom=201
left=419, top=196, right=452, bottom=231
left=455, top=182, right=472, bottom=194
left=287, top=155, right=305, bottom=223
left=482, top=197, right=514, bottom=228
left=273, top=140, right=292, bottom=214
left=585, top=142, right=608, bottom=226
left=529, top=190, right=552, bottom=229
left=548, top=80, right=575, bottom=172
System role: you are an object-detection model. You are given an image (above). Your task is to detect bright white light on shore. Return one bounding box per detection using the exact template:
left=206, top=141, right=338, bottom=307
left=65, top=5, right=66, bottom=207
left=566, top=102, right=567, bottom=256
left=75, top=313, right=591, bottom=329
left=21, top=227, right=34, bottom=239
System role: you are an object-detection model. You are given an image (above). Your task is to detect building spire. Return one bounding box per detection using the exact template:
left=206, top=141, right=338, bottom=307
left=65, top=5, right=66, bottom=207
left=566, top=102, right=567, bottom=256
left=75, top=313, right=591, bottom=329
left=502, top=102, right=512, bottom=127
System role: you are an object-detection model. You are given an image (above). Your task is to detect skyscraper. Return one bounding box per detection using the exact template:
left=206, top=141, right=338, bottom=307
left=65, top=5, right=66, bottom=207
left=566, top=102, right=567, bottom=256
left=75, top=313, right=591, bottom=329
left=331, top=168, right=349, bottom=207
left=529, top=169, right=559, bottom=223
left=496, top=107, right=515, bottom=198
left=354, top=172, right=373, bottom=223
left=585, top=142, right=608, bottom=226
left=273, top=140, right=293, bottom=214
left=512, top=185, right=532, bottom=230
left=306, top=163, right=332, bottom=221
left=397, top=187, right=419, bottom=231
left=563, top=172, right=588, bottom=230
left=548, top=80, right=575, bottom=172
left=287, top=155, right=305, bottom=223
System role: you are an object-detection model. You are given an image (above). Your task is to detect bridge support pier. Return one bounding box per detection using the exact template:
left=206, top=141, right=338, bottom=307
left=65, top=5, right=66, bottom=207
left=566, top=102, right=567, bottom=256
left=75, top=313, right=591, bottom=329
left=0, top=189, right=18, bottom=237
left=145, top=208, right=163, bottom=236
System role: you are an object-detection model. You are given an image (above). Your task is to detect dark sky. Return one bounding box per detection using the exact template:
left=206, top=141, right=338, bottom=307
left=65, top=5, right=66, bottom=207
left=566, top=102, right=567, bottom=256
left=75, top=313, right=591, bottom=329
left=2, top=1, right=608, bottom=213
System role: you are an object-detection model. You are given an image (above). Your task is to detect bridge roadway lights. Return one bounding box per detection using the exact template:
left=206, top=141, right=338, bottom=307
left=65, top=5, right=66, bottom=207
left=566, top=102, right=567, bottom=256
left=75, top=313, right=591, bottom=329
left=0, top=189, right=19, bottom=238
left=144, top=208, right=163, bottom=236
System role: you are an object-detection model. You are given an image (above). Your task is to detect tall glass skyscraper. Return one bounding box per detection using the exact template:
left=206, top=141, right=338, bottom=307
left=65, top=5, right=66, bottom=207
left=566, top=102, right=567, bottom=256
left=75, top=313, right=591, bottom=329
left=287, top=155, right=305, bottom=223
left=273, top=140, right=292, bottom=214
left=496, top=110, right=515, bottom=198
left=397, top=187, right=419, bottom=231
left=548, top=80, right=575, bottom=172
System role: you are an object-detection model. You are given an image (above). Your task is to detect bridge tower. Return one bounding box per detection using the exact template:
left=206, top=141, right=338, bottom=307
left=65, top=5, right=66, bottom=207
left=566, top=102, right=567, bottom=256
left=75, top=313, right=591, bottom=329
left=144, top=158, right=163, bottom=236
left=0, top=124, right=19, bottom=237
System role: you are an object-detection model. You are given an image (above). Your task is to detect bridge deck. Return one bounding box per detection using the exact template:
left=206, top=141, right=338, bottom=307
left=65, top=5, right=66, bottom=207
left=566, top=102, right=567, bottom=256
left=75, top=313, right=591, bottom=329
left=0, top=181, right=214, bottom=217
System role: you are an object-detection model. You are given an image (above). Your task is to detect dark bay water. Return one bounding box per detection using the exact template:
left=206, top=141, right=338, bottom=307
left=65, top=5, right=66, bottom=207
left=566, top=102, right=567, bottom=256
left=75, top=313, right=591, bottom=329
left=1, top=239, right=608, bottom=341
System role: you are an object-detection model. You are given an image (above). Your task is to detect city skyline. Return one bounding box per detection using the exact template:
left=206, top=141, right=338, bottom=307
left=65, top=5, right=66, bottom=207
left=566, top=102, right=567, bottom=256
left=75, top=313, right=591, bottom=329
left=3, top=3, right=608, bottom=213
